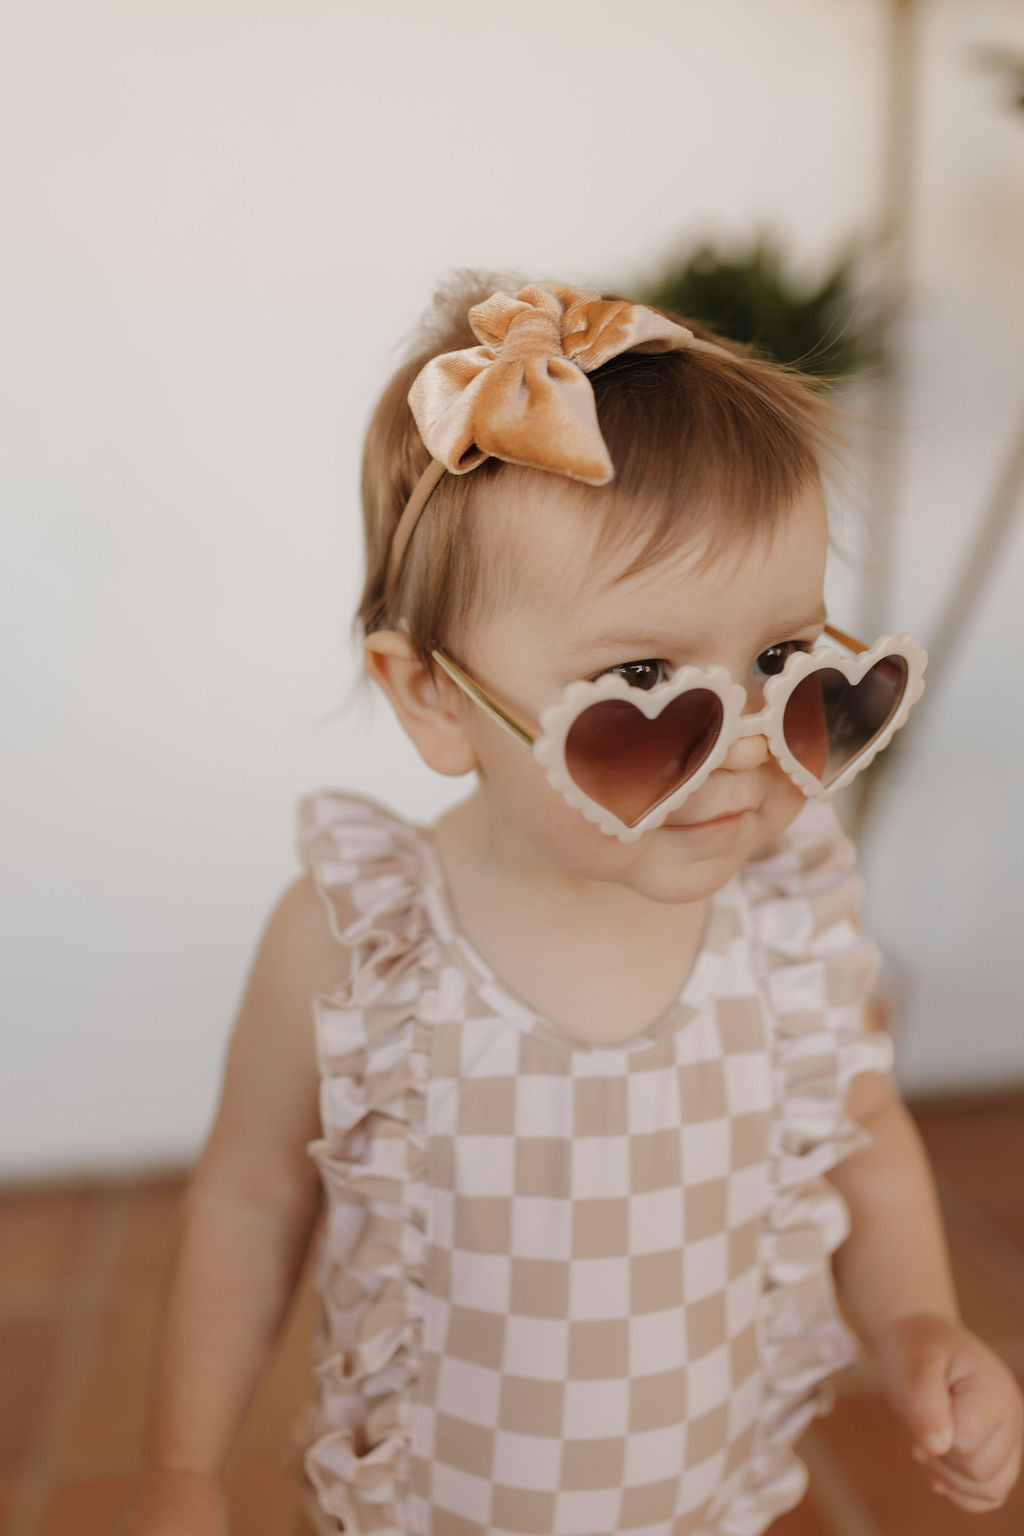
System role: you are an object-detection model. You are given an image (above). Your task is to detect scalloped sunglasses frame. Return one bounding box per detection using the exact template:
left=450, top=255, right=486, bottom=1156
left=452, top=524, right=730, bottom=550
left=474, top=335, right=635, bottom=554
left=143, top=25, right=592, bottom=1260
left=430, top=624, right=927, bottom=843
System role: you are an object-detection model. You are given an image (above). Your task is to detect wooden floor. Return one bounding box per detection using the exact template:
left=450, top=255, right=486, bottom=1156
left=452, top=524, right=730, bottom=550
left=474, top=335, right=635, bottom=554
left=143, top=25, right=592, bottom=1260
left=2, top=1098, right=1023, bottom=1536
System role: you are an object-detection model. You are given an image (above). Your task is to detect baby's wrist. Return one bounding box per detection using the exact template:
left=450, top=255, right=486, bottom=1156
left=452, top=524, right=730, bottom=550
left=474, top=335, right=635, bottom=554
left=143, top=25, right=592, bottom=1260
left=879, top=1307, right=961, bottom=1331
left=872, top=1309, right=963, bottom=1357
left=877, top=1305, right=961, bottom=1334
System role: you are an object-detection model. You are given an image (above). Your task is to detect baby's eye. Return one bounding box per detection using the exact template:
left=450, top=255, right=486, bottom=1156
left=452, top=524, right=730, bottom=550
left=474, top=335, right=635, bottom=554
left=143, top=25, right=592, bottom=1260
left=753, top=641, right=811, bottom=678
left=607, top=659, right=667, bottom=690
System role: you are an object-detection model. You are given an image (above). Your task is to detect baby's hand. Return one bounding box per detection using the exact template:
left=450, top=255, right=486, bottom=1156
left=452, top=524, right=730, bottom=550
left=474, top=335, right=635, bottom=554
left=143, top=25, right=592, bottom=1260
left=878, top=1313, right=1023, bottom=1512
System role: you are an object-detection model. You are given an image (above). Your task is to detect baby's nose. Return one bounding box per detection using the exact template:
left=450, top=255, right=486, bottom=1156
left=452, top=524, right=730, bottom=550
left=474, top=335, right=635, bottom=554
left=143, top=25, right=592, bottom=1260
left=721, top=729, right=770, bottom=772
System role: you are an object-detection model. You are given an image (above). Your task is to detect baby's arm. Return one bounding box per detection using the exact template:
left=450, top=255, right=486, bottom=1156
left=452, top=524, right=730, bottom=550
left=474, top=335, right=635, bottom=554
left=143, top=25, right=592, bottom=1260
left=828, top=1063, right=1023, bottom=1512
left=117, top=874, right=344, bottom=1536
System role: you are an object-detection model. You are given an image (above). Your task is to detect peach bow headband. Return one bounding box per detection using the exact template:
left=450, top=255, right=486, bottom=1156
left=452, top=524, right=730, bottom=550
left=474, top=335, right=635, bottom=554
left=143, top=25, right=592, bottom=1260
left=384, top=282, right=733, bottom=590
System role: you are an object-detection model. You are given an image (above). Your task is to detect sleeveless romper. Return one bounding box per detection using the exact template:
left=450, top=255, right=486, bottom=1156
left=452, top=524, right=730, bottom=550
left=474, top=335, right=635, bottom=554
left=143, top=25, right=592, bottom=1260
left=296, top=791, right=893, bottom=1536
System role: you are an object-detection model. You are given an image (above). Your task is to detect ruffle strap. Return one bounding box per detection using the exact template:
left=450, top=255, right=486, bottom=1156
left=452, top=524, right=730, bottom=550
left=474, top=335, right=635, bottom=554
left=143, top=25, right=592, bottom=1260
left=713, top=801, right=893, bottom=1533
left=297, top=792, right=439, bottom=1535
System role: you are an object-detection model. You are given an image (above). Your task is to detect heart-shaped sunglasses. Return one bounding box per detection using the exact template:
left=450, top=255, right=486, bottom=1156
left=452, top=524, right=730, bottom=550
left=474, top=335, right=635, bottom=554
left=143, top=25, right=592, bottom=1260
left=431, top=625, right=926, bottom=842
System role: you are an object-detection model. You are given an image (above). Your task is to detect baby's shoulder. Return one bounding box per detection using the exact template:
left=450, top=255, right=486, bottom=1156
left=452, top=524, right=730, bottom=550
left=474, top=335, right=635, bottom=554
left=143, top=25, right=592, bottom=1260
left=210, top=869, right=352, bottom=1179
left=248, top=870, right=355, bottom=1021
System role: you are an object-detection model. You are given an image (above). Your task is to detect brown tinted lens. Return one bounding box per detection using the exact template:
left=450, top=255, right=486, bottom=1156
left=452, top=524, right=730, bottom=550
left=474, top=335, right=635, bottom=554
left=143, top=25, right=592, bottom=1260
left=564, top=689, right=724, bottom=827
left=783, top=656, right=908, bottom=786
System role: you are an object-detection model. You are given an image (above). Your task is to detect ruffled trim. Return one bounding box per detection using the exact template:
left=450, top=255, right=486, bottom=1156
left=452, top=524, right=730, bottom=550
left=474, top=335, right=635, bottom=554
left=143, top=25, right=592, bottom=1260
left=713, top=800, right=893, bottom=1534
left=297, top=791, right=439, bottom=1536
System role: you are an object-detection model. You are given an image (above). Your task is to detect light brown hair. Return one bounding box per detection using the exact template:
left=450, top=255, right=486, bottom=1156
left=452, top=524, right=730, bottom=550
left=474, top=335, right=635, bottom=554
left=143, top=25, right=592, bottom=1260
left=356, top=272, right=840, bottom=670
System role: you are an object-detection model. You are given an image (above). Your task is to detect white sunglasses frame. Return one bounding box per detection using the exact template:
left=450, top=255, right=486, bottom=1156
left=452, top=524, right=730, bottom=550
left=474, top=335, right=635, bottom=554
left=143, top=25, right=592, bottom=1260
left=431, top=627, right=927, bottom=843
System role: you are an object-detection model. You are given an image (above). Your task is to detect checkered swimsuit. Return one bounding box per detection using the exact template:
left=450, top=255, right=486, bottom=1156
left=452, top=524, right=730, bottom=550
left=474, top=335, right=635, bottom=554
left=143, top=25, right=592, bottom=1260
left=297, top=792, right=892, bottom=1536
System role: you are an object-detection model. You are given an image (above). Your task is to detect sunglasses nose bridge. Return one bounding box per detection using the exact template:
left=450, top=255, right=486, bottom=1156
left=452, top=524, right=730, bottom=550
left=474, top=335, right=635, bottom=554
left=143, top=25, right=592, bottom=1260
left=715, top=700, right=774, bottom=774
left=735, top=703, right=773, bottom=739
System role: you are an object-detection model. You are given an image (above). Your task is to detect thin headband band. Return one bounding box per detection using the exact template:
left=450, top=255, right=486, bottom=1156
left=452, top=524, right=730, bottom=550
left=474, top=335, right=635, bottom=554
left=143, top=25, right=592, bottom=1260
left=386, top=459, right=447, bottom=592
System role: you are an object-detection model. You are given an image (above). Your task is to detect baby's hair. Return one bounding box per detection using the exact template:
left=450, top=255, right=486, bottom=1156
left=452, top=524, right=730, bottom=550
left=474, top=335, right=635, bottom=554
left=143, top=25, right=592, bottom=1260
left=357, top=270, right=842, bottom=671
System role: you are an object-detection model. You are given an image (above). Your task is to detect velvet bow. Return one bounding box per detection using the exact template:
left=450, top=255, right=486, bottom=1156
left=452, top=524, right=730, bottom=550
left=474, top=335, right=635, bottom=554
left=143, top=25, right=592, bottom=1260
left=407, top=283, right=700, bottom=485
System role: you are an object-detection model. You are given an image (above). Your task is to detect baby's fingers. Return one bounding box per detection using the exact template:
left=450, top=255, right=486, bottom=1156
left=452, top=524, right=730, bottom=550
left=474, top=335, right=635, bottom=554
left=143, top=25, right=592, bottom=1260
left=926, top=1422, right=1023, bottom=1512
left=931, top=1479, right=1006, bottom=1515
left=929, top=1457, right=1017, bottom=1513
left=887, top=1343, right=955, bottom=1457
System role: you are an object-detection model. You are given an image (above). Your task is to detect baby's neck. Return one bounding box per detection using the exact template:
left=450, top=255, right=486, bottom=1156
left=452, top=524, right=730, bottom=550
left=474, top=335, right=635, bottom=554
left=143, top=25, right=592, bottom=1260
left=429, top=792, right=709, bottom=933
left=428, top=791, right=710, bottom=1044
left=432, top=789, right=671, bottom=918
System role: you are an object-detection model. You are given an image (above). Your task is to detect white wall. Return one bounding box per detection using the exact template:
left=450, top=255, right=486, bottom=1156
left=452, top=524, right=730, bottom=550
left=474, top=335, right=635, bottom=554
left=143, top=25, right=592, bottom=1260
left=1, top=0, right=1021, bottom=1177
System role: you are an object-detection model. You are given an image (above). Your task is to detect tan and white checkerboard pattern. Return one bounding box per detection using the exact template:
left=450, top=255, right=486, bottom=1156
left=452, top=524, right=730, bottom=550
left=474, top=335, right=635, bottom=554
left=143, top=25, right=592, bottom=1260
left=298, top=792, right=891, bottom=1536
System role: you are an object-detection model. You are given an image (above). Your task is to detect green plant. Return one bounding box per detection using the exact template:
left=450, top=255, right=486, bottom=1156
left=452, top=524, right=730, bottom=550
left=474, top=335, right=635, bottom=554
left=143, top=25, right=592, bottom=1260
left=638, top=237, right=874, bottom=379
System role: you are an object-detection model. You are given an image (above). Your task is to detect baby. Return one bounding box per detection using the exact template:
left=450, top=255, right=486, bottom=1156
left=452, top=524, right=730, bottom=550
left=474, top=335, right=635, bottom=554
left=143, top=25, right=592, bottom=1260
left=121, top=279, right=1022, bottom=1536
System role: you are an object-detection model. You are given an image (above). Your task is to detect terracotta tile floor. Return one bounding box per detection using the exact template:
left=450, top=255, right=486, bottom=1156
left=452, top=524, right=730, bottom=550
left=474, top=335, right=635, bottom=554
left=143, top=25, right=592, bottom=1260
left=2, top=1097, right=1023, bottom=1536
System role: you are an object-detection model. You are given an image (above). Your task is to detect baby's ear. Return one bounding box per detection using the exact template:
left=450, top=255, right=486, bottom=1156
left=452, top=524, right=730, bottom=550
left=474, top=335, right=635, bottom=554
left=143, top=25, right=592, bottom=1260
left=363, top=632, right=478, bottom=777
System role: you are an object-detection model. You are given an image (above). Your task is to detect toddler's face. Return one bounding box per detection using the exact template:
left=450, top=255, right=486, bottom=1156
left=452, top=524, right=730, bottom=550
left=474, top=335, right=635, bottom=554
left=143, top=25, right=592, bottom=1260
left=444, top=474, right=830, bottom=905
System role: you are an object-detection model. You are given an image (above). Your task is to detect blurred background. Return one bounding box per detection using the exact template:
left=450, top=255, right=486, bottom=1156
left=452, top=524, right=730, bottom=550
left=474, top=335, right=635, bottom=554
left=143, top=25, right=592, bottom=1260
left=2, top=1, right=1023, bottom=1532
left=4, top=0, right=1023, bottom=1182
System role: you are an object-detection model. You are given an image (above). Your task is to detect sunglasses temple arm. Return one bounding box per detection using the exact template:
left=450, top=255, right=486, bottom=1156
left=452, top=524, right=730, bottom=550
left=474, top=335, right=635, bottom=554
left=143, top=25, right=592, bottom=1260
left=824, top=623, right=869, bottom=655
left=430, top=650, right=537, bottom=747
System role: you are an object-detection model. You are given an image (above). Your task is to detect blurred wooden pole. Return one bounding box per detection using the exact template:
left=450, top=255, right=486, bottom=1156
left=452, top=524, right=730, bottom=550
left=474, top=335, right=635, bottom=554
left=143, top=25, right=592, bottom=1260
left=850, top=0, right=918, bottom=834
left=863, top=0, right=917, bottom=637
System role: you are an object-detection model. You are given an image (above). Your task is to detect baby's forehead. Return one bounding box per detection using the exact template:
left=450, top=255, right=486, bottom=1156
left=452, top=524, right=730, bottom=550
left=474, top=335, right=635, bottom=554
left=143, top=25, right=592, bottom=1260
left=475, top=470, right=781, bottom=614
left=460, top=468, right=828, bottom=671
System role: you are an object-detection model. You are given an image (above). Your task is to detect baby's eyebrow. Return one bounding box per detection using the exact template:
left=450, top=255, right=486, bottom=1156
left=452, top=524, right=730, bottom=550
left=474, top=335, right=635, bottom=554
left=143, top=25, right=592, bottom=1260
left=567, top=632, right=706, bottom=662
left=764, top=603, right=830, bottom=636
left=567, top=606, right=828, bottom=661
